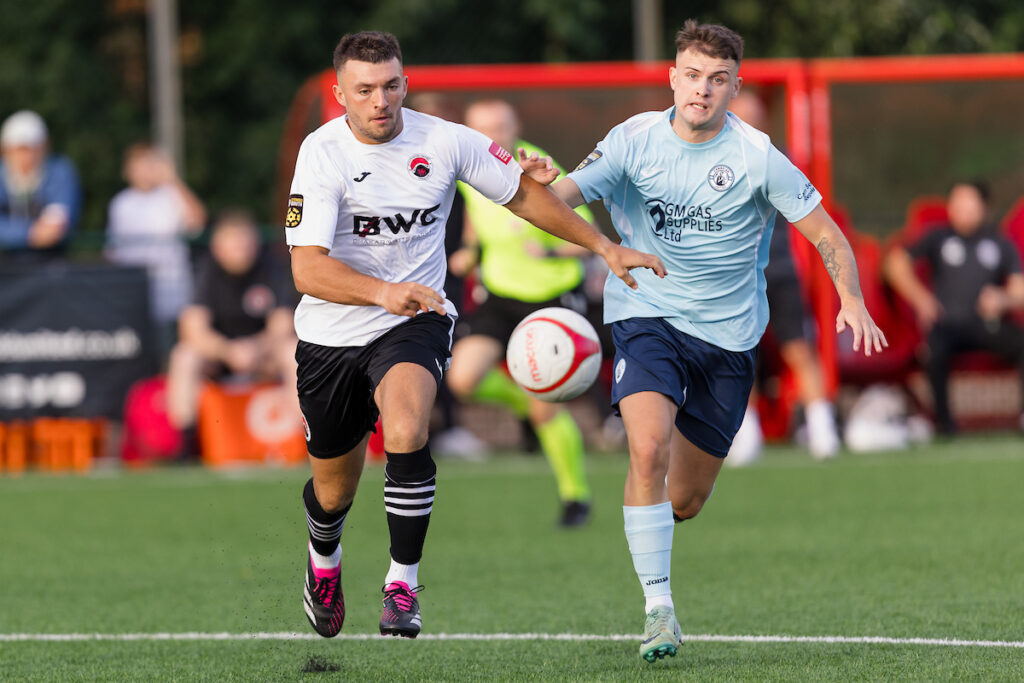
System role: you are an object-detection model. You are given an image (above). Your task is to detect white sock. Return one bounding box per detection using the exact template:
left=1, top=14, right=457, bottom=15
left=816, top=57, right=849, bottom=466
left=807, top=400, right=836, bottom=432
left=806, top=400, right=840, bottom=458
left=624, top=502, right=675, bottom=615
left=308, top=542, right=341, bottom=570
left=384, top=559, right=419, bottom=588
left=645, top=594, right=675, bottom=613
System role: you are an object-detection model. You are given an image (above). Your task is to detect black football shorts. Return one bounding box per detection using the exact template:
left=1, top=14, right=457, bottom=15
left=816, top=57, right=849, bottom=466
left=295, top=312, right=454, bottom=458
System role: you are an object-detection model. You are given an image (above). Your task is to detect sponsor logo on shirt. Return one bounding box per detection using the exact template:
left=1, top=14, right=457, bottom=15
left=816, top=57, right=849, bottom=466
left=797, top=181, right=817, bottom=200
left=646, top=199, right=723, bottom=240
left=408, top=155, right=431, bottom=178
left=285, top=194, right=303, bottom=227
left=488, top=141, right=512, bottom=165
left=573, top=149, right=603, bottom=172
left=708, top=164, right=735, bottom=192
left=353, top=204, right=442, bottom=237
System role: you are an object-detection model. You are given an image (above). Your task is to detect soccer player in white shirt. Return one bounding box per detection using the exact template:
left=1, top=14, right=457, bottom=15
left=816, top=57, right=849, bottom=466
left=530, top=20, right=887, bottom=662
left=286, top=31, right=665, bottom=640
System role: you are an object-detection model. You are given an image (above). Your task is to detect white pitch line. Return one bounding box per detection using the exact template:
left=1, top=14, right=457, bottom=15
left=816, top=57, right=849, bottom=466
left=0, top=632, right=1022, bottom=648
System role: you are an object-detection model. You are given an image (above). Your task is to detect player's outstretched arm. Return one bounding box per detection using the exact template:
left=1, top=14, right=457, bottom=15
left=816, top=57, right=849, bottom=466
left=517, top=148, right=559, bottom=186
left=503, top=175, right=665, bottom=289
left=290, top=245, right=445, bottom=317
left=517, top=151, right=588, bottom=211
left=792, top=205, right=888, bottom=357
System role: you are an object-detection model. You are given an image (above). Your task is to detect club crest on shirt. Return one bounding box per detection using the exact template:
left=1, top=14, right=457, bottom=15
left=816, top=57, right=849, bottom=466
left=285, top=194, right=303, bottom=227
left=615, top=358, right=626, bottom=383
left=941, top=237, right=966, bottom=266
left=242, top=284, right=275, bottom=318
left=408, top=155, right=431, bottom=178
left=708, top=164, right=735, bottom=192
left=574, top=149, right=603, bottom=172
left=977, top=239, right=1001, bottom=270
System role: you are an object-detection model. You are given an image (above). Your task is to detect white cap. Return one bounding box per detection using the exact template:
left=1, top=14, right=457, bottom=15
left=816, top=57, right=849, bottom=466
left=1, top=110, right=48, bottom=148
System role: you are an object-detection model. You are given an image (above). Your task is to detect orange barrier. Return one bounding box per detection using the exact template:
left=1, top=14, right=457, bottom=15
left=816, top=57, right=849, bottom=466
left=0, top=418, right=105, bottom=473
left=198, top=382, right=307, bottom=467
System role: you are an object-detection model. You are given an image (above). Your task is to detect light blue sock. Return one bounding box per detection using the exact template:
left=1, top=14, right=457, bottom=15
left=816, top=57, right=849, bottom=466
left=623, top=502, right=675, bottom=614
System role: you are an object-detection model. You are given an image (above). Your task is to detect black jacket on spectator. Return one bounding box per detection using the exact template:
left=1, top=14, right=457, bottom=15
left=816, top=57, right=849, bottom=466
left=193, top=250, right=296, bottom=339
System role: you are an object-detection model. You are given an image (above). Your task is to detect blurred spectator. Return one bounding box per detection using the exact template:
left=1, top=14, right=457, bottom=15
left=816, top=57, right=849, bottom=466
left=0, top=110, right=81, bottom=263
left=884, top=180, right=1024, bottom=435
left=105, top=142, right=206, bottom=349
left=726, top=91, right=840, bottom=465
left=165, top=211, right=299, bottom=451
left=446, top=99, right=593, bottom=526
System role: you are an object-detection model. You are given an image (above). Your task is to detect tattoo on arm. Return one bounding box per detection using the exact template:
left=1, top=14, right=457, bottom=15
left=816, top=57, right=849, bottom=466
left=817, top=236, right=862, bottom=298
left=818, top=237, right=839, bottom=283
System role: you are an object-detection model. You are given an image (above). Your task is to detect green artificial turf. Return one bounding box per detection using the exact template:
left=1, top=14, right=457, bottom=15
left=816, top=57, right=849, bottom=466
left=1, top=435, right=1022, bottom=680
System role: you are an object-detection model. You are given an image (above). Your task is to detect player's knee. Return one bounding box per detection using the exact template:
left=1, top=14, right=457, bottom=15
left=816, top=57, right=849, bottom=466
left=671, top=493, right=708, bottom=522
left=628, top=436, right=670, bottom=482
left=382, top=417, right=429, bottom=453
left=315, top=486, right=354, bottom=514
left=444, top=371, right=473, bottom=400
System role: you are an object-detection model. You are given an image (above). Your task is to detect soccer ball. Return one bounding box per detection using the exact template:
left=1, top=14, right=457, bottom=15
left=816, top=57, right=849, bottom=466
left=506, top=307, right=602, bottom=402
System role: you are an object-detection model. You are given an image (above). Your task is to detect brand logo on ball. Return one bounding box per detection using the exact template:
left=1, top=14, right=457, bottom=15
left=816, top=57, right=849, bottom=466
left=707, top=164, right=735, bottom=192
left=524, top=327, right=543, bottom=385
left=408, top=155, right=431, bottom=178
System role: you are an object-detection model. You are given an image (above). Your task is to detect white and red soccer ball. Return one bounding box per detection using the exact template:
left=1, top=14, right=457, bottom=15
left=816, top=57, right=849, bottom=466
left=506, top=307, right=602, bottom=402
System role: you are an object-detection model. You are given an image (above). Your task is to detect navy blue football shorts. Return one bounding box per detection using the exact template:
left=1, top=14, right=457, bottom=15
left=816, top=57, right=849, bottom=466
left=609, top=317, right=757, bottom=458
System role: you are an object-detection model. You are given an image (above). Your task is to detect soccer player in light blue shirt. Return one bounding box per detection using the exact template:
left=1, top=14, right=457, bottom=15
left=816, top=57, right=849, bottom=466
left=533, top=20, right=887, bottom=663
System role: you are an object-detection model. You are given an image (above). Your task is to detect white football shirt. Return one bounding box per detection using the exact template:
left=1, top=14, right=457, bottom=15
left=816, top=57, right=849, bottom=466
left=286, top=108, right=523, bottom=346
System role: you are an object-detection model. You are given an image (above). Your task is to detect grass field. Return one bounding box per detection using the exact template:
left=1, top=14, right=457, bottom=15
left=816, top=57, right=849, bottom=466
left=2, top=434, right=1023, bottom=681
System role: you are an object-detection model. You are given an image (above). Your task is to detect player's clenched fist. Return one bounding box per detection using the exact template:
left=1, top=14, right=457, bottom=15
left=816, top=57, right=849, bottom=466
left=378, top=281, right=446, bottom=317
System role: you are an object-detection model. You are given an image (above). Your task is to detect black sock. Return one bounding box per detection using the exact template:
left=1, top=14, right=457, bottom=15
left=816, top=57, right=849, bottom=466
left=303, top=478, right=350, bottom=557
left=384, top=446, right=436, bottom=565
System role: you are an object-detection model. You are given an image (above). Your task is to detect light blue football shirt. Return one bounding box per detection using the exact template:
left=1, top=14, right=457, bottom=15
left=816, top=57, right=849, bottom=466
left=568, top=108, right=821, bottom=351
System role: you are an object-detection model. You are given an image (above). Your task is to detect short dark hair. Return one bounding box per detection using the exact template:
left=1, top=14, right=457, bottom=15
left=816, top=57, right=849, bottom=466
left=674, top=19, right=744, bottom=64
left=333, top=31, right=402, bottom=71
left=951, top=179, right=991, bottom=205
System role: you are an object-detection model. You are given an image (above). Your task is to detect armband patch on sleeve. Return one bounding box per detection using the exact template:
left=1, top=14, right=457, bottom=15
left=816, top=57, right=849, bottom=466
left=573, top=149, right=602, bottom=172
left=285, top=194, right=303, bottom=228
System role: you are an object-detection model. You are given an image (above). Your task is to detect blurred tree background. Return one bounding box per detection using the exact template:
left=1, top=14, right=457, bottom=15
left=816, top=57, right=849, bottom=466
left=0, top=0, right=1021, bottom=246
